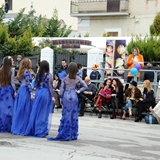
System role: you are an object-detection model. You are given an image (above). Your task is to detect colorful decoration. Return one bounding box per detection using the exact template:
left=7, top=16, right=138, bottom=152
left=134, top=63, right=141, bottom=71
left=130, top=67, right=138, bottom=76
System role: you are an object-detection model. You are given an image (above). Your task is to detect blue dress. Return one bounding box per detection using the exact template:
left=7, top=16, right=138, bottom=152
left=0, top=68, right=16, bottom=132
left=11, top=70, right=32, bottom=135
left=48, top=76, right=87, bottom=141
left=24, top=73, right=54, bottom=138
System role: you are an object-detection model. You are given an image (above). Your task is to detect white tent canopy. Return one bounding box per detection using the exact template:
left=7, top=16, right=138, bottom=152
left=87, top=47, right=104, bottom=76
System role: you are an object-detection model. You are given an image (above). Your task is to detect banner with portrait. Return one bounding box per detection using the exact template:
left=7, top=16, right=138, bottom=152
left=105, top=40, right=126, bottom=77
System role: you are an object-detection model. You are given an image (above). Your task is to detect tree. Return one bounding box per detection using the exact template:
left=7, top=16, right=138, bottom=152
left=151, top=12, right=160, bottom=35
left=16, top=26, right=33, bottom=56
left=126, top=35, right=160, bottom=62
left=0, top=8, right=73, bottom=57
left=0, top=5, right=6, bottom=22
left=43, top=9, right=72, bottom=37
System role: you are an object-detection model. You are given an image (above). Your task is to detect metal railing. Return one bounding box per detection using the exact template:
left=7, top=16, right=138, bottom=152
left=82, top=67, right=160, bottom=99
left=70, top=0, right=129, bottom=15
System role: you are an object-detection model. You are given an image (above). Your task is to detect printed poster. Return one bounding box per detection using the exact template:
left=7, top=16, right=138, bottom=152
left=105, top=40, right=126, bottom=77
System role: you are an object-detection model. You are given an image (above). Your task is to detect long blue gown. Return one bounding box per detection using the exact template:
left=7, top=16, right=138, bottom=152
left=48, top=76, right=87, bottom=141
left=24, top=73, right=54, bottom=138
left=11, top=70, right=32, bottom=135
left=0, top=68, right=16, bottom=132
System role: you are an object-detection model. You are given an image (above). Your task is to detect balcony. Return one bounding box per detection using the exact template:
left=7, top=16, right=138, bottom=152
left=70, top=0, right=129, bottom=17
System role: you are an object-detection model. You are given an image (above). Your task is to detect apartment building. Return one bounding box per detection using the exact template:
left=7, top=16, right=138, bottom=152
left=70, top=0, right=160, bottom=37
left=0, top=0, right=78, bottom=30
left=1, top=0, right=159, bottom=37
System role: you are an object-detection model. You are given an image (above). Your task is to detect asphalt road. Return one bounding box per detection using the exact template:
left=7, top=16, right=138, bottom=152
left=0, top=110, right=160, bottom=160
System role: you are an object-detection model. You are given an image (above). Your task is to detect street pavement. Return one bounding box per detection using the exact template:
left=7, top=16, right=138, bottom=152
left=0, top=110, right=160, bottom=160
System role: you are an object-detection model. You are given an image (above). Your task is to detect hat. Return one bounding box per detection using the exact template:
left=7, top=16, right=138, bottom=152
left=92, top=64, right=99, bottom=68
left=130, top=81, right=137, bottom=87
left=17, top=55, right=22, bottom=58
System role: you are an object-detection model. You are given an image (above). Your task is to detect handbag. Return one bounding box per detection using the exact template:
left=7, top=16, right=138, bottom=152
left=145, top=114, right=158, bottom=124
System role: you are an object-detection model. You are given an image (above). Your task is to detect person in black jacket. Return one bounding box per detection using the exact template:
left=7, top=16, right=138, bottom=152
left=56, top=59, right=68, bottom=89
left=110, top=78, right=124, bottom=119
left=90, top=64, right=101, bottom=88
left=143, top=63, right=154, bottom=82
left=78, top=76, right=97, bottom=117
left=135, top=80, right=155, bottom=122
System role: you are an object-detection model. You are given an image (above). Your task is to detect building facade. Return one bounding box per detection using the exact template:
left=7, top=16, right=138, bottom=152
left=0, top=0, right=78, bottom=30
left=70, top=0, right=160, bottom=37
left=1, top=0, right=159, bottom=37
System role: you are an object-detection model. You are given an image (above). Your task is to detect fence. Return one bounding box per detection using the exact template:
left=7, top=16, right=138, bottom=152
left=82, top=67, right=160, bottom=99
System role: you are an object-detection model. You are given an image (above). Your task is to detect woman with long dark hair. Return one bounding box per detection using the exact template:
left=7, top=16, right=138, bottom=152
left=48, top=62, right=87, bottom=141
left=0, top=56, right=16, bottom=132
left=11, top=58, right=33, bottom=135
left=94, top=79, right=112, bottom=118
left=110, top=78, right=124, bottom=119
left=24, top=60, right=55, bottom=137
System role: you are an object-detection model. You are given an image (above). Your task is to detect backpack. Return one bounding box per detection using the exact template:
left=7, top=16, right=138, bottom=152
left=145, top=114, right=158, bottom=124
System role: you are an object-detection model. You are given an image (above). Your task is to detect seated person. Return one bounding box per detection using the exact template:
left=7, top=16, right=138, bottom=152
left=94, top=79, right=112, bottom=118
left=150, top=100, right=160, bottom=124
left=53, top=74, right=61, bottom=108
left=122, top=81, right=142, bottom=120
left=78, top=76, right=97, bottom=117
left=143, top=63, right=154, bottom=82
left=110, top=78, right=124, bottom=119
left=135, top=80, right=155, bottom=122
left=90, top=64, right=101, bottom=88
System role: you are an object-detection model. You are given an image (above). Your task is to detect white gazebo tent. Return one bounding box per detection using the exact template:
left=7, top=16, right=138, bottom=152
left=87, top=47, right=104, bottom=76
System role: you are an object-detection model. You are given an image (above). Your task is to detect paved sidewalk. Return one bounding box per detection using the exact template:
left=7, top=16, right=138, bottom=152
left=0, top=110, right=160, bottom=160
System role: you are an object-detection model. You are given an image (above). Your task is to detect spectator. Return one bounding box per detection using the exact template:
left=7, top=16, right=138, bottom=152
left=36, top=61, right=40, bottom=73
left=56, top=59, right=68, bottom=89
left=122, top=81, right=142, bottom=120
left=53, top=74, right=61, bottom=108
left=150, top=101, right=160, bottom=124
left=15, top=55, right=22, bottom=76
left=94, top=79, right=112, bottom=118
left=78, top=76, right=97, bottom=117
left=143, top=63, right=154, bottom=82
left=82, top=66, right=87, bottom=80
left=125, top=47, right=144, bottom=91
left=77, top=63, right=82, bottom=78
left=135, top=80, right=155, bottom=122
left=90, top=64, right=101, bottom=88
left=110, top=78, right=124, bottom=119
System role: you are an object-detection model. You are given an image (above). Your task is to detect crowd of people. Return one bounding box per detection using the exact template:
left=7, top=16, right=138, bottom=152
left=0, top=46, right=160, bottom=142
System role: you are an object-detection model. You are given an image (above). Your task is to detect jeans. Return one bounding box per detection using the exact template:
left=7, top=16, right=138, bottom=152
left=124, top=99, right=132, bottom=113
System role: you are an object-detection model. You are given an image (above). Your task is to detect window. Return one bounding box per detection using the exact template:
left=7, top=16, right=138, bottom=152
left=8, top=0, right=12, bottom=10
left=107, top=0, right=120, bottom=12
left=107, top=32, right=118, bottom=37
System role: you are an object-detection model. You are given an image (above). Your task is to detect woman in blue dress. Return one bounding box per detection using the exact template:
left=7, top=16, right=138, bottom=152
left=11, top=58, right=33, bottom=135
left=24, top=60, right=55, bottom=138
left=0, top=56, right=16, bottom=132
left=48, top=62, right=87, bottom=141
